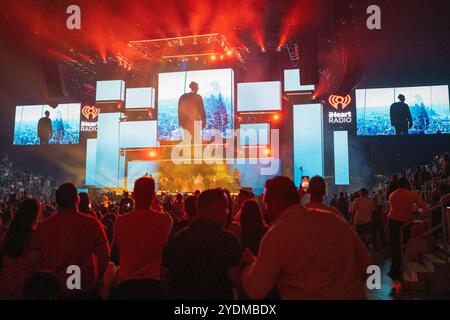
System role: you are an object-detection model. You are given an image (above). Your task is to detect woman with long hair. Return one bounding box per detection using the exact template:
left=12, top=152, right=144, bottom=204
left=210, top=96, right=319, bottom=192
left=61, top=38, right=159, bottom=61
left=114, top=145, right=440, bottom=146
left=239, top=199, right=269, bottom=256
left=0, top=198, right=41, bottom=299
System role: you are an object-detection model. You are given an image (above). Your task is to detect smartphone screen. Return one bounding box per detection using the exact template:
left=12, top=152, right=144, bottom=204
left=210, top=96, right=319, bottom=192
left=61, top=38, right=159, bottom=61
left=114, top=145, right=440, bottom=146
left=301, top=176, right=310, bottom=192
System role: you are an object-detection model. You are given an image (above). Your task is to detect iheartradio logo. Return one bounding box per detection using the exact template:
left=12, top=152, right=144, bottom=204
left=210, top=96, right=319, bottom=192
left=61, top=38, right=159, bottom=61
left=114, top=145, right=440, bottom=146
left=328, top=95, right=352, bottom=110
left=82, top=105, right=100, bottom=120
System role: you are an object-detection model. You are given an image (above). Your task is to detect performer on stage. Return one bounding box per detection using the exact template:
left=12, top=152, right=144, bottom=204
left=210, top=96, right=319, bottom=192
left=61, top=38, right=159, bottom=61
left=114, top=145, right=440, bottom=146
left=193, top=173, right=205, bottom=191
left=232, top=168, right=241, bottom=187
left=159, top=175, right=169, bottom=191
left=390, top=94, right=413, bottom=135
left=37, top=110, right=52, bottom=145
left=178, top=81, right=206, bottom=137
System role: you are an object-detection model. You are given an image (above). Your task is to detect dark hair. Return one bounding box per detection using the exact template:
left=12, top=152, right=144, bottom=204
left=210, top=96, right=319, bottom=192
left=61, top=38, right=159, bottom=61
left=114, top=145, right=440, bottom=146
left=197, top=189, right=227, bottom=218
left=184, top=195, right=197, bottom=219
left=78, top=192, right=90, bottom=214
left=438, top=183, right=450, bottom=196
left=56, top=183, right=78, bottom=210
left=264, top=176, right=300, bottom=208
left=240, top=199, right=267, bottom=256
left=360, top=188, right=369, bottom=197
left=23, top=271, right=61, bottom=300
left=133, top=177, right=155, bottom=208
left=398, top=176, right=411, bottom=189
left=1, top=198, right=41, bottom=270
left=309, top=175, right=326, bottom=198
left=240, top=200, right=265, bottom=233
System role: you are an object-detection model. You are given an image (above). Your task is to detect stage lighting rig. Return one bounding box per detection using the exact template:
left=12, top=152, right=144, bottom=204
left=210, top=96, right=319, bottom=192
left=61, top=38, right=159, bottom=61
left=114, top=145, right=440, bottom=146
left=128, top=33, right=247, bottom=64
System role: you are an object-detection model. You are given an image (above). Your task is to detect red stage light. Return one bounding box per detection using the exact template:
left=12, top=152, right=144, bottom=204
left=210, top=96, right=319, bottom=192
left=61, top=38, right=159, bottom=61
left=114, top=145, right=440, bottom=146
left=226, top=50, right=233, bottom=56
left=149, top=150, right=157, bottom=158
left=210, top=55, right=216, bottom=61
left=273, top=114, right=280, bottom=121
left=194, top=57, right=199, bottom=61
left=220, top=55, right=224, bottom=60
left=264, top=148, right=271, bottom=156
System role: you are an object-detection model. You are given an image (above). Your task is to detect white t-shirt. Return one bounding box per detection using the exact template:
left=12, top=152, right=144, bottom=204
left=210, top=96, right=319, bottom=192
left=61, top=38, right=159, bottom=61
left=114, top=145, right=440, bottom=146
left=352, top=197, right=374, bottom=225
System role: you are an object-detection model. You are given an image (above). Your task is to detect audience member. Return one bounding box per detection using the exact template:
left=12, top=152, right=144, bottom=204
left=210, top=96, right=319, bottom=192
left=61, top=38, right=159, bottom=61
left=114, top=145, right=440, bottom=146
left=387, top=176, right=430, bottom=282
left=240, top=176, right=371, bottom=299
left=111, top=177, right=172, bottom=299
left=0, top=198, right=41, bottom=299
left=29, top=183, right=109, bottom=295
left=162, top=189, right=241, bottom=299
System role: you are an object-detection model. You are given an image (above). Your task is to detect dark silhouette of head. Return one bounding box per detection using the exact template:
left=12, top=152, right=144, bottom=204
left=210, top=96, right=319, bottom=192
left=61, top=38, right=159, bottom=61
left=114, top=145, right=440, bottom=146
left=398, top=176, right=411, bottom=190
left=189, top=81, right=199, bottom=93
left=78, top=192, right=90, bottom=214
left=223, top=188, right=234, bottom=225
left=55, top=183, right=79, bottom=211
left=197, top=189, right=229, bottom=227
left=240, top=199, right=265, bottom=234
left=398, top=94, right=406, bottom=102
left=309, top=175, right=326, bottom=202
left=359, top=188, right=369, bottom=197
left=44, top=111, right=50, bottom=117
left=184, top=195, right=197, bottom=221
left=133, top=177, right=155, bottom=210
left=264, top=176, right=300, bottom=222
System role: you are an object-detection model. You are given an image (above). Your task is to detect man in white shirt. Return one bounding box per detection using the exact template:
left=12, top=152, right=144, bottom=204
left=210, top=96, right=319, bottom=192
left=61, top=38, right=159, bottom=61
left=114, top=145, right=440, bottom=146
left=351, top=188, right=374, bottom=247
left=240, top=176, right=371, bottom=300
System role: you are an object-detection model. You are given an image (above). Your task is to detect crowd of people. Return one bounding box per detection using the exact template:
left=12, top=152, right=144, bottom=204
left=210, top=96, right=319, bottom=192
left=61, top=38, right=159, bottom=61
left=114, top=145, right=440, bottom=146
left=0, top=152, right=448, bottom=300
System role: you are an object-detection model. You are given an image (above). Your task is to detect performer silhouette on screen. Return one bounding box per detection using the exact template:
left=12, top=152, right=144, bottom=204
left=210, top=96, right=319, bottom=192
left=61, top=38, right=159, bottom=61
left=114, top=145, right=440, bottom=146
left=390, top=94, right=413, bottom=136
left=37, top=110, right=52, bottom=145
left=178, top=81, right=206, bottom=137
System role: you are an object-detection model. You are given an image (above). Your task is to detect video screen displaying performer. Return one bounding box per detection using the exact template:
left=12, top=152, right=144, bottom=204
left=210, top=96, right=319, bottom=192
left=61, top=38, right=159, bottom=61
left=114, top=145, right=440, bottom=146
left=13, top=103, right=81, bottom=145
left=178, top=81, right=207, bottom=135
left=158, top=68, right=234, bottom=141
left=356, top=85, right=449, bottom=136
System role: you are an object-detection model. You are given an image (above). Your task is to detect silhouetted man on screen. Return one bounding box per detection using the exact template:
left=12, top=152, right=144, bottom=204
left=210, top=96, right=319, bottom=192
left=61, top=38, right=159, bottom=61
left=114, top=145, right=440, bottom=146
left=390, top=94, right=413, bottom=135
left=37, top=111, right=52, bottom=144
left=178, top=81, right=206, bottom=137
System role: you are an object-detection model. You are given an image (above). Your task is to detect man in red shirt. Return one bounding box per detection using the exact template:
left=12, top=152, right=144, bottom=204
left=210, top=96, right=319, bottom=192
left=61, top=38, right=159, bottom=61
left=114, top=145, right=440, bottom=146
left=111, top=177, right=172, bottom=299
left=29, top=183, right=109, bottom=295
left=388, top=176, right=430, bottom=282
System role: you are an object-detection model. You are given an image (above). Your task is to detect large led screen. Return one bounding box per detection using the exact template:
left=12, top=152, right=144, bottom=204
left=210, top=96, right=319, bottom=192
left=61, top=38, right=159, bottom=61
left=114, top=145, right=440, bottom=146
left=13, top=103, right=81, bottom=145
left=157, top=68, right=234, bottom=141
left=356, top=85, right=449, bottom=136
left=237, top=81, right=281, bottom=112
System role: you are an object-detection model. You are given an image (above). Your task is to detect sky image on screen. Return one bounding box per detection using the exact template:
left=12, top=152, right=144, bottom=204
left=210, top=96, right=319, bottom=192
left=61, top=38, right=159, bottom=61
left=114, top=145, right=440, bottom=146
left=13, top=103, right=81, bottom=145
left=356, top=85, right=450, bottom=136
left=157, top=68, right=234, bottom=141
left=237, top=81, right=281, bottom=112
left=126, top=87, right=155, bottom=109
left=96, top=80, right=125, bottom=101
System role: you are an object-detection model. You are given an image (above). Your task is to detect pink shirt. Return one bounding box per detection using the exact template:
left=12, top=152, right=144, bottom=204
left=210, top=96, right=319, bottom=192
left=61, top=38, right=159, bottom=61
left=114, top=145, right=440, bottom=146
left=114, top=209, right=172, bottom=283
left=242, top=204, right=371, bottom=299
